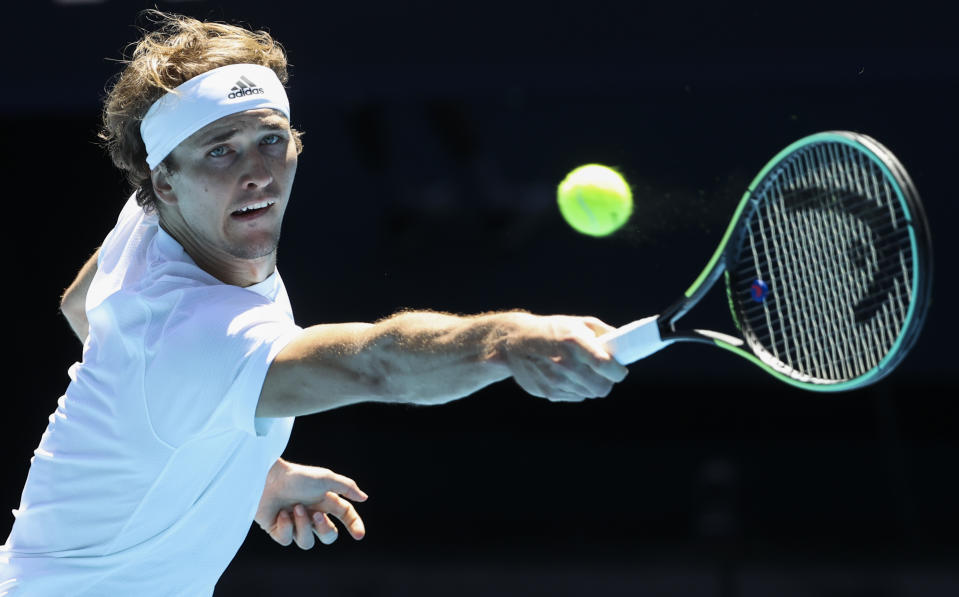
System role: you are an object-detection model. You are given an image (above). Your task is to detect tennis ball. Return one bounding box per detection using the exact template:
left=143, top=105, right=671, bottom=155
left=557, top=164, right=633, bottom=237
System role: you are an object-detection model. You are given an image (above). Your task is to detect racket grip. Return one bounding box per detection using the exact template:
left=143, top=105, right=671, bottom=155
left=599, top=315, right=671, bottom=365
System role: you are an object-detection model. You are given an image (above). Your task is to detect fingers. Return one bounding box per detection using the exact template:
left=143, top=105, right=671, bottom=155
left=282, top=494, right=366, bottom=549
left=581, top=316, right=617, bottom=337
left=269, top=509, right=294, bottom=546
left=312, top=511, right=339, bottom=545
left=527, top=355, right=600, bottom=401
left=571, top=339, right=629, bottom=385
left=321, top=471, right=369, bottom=504
left=292, top=504, right=315, bottom=549
left=315, top=491, right=366, bottom=541
left=569, top=321, right=630, bottom=383
left=507, top=316, right=629, bottom=401
left=559, top=320, right=629, bottom=386
left=556, top=353, right=617, bottom=398
left=536, top=332, right=626, bottom=398
left=511, top=359, right=566, bottom=401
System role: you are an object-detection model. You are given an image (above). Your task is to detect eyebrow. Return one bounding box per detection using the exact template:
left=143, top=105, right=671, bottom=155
left=196, top=120, right=287, bottom=147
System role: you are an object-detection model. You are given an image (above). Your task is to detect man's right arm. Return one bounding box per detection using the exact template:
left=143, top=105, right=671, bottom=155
left=256, top=310, right=628, bottom=418
left=61, top=248, right=100, bottom=343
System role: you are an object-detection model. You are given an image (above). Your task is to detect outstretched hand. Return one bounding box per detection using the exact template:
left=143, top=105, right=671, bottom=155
left=255, top=459, right=368, bottom=550
left=500, top=315, right=629, bottom=401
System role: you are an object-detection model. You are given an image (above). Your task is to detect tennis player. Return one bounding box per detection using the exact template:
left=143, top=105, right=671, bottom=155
left=0, top=11, right=627, bottom=595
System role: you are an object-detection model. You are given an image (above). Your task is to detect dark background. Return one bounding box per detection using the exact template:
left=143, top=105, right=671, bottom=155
left=3, top=2, right=957, bottom=595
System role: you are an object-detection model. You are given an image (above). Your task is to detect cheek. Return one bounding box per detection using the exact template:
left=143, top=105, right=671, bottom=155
left=186, top=171, right=226, bottom=200
left=177, top=178, right=228, bottom=223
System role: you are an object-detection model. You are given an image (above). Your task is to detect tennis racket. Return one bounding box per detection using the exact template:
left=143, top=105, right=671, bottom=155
left=599, top=131, right=933, bottom=391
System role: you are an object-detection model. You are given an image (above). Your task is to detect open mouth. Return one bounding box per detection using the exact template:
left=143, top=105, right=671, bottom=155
left=231, top=200, right=276, bottom=220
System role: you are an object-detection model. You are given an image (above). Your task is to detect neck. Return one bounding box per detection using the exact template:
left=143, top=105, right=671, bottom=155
left=158, top=217, right=276, bottom=288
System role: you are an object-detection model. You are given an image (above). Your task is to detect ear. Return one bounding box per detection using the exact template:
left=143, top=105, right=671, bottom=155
left=151, top=164, right=177, bottom=206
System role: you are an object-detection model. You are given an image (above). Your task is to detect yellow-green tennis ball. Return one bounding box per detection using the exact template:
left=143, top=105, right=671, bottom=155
left=557, top=164, right=633, bottom=237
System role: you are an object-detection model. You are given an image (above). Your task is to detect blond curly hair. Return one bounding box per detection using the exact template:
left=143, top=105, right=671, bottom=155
left=100, top=10, right=303, bottom=212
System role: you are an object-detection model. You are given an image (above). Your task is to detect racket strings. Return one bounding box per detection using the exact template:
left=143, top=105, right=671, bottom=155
left=740, top=223, right=912, bottom=308
left=756, top=190, right=880, bottom=379
left=747, top=224, right=889, bottom=380
left=783, top=148, right=907, bottom=376
left=744, top=302, right=903, bottom=379
left=771, top=192, right=859, bottom=379
left=732, top=141, right=915, bottom=382
left=767, top=182, right=905, bottom=378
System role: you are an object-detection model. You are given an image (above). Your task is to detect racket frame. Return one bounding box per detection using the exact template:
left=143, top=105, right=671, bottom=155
left=603, top=131, right=932, bottom=392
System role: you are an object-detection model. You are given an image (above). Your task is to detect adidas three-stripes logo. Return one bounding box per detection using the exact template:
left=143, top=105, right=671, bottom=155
left=228, top=75, right=264, bottom=99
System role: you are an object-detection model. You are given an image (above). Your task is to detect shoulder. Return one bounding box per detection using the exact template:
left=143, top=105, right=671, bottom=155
left=153, top=283, right=288, bottom=343
left=141, top=283, right=300, bottom=442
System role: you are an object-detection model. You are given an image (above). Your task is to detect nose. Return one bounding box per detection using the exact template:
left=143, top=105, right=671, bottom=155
left=241, top=150, right=274, bottom=190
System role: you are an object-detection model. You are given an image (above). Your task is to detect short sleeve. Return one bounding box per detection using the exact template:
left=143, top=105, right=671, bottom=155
left=143, top=286, right=302, bottom=447
left=98, top=193, right=147, bottom=269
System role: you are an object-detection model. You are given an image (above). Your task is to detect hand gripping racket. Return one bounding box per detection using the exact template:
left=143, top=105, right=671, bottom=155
left=599, top=131, right=933, bottom=391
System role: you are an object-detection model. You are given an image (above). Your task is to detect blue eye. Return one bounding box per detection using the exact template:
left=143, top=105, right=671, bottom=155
left=209, top=145, right=229, bottom=158
left=262, top=134, right=281, bottom=145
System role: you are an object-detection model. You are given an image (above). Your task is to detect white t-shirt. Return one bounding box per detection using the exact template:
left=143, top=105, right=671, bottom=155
left=1, top=195, right=302, bottom=595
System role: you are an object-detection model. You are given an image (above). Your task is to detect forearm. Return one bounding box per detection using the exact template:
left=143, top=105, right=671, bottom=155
left=364, top=310, right=521, bottom=404
left=258, top=311, right=522, bottom=417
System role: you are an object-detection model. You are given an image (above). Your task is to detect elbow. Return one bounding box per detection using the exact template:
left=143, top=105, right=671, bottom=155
left=60, top=281, right=83, bottom=313
left=60, top=290, right=83, bottom=323
left=60, top=289, right=90, bottom=341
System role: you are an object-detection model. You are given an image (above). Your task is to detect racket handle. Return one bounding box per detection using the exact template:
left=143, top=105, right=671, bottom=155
left=599, top=315, right=671, bottom=365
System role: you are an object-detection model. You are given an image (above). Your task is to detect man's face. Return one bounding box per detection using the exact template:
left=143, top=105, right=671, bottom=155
left=155, top=108, right=298, bottom=266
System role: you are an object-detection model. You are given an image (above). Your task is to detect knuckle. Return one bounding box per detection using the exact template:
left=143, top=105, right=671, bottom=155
left=331, top=498, right=351, bottom=516
left=558, top=337, right=584, bottom=357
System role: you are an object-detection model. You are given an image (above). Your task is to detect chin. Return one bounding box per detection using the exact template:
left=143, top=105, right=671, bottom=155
left=228, top=233, right=281, bottom=260
left=233, top=246, right=277, bottom=260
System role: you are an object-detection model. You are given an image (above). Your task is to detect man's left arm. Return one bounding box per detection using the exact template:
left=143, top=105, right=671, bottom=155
left=61, top=248, right=100, bottom=342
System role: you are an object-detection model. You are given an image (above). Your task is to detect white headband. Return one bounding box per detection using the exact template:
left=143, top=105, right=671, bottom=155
left=140, top=63, right=291, bottom=170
